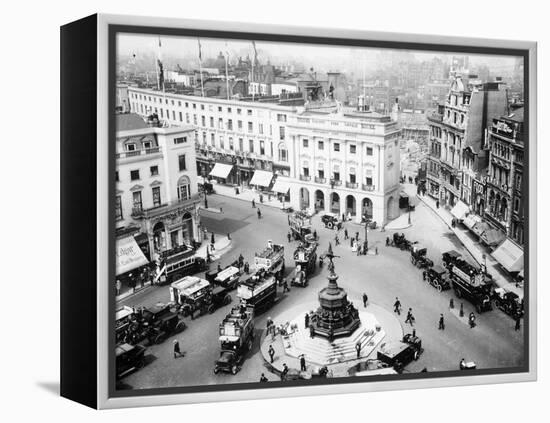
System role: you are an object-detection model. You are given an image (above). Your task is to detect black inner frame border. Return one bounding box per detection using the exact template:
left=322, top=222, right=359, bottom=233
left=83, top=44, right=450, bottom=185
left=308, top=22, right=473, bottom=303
left=108, top=23, right=530, bottom=399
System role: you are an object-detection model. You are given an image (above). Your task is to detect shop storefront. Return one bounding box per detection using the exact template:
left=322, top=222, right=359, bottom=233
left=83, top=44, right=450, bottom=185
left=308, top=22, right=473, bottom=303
left=249, top=169, right=274, bottom=191
left=271, top=177, right=291, bottom=204
left=450, top=200, right=469, bottom=221
left=116, top=234, right=151, bottom=296
left=208, top=162, right=234, bottom=185
left=491, top=238, right=524, bottom=274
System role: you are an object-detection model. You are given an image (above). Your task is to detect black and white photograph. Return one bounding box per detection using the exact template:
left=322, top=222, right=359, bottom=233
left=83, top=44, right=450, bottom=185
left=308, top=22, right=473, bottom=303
left=113, top=30, right=528, bottom=393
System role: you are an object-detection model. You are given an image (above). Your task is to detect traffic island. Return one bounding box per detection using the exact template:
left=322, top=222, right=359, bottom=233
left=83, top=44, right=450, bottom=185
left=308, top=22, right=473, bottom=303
left=260, top=301, right=402, bottom=378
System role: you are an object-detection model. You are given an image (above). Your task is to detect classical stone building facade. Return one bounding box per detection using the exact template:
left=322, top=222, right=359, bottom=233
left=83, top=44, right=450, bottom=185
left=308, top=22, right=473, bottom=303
left=115, top=114, right=201, bottom=262
left=127, top=87, right=401, bottom=224
left=485, top=107, right=525, bottom=245
left=426, top=76, right=508, bottom=208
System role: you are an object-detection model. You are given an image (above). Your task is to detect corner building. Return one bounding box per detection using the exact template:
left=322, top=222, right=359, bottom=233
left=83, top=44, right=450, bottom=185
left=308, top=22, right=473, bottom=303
left=286, top=109, right=401, bottom=224
left=115, top=114, right=201, bottom=260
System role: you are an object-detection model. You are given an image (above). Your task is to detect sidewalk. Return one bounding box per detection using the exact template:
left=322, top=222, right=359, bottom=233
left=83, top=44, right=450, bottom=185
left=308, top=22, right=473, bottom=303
left=410, top=185, right=523, bottom=298
left=194, top=234, right=232, bottom=262
left=211, top=181, right=288, bottom=210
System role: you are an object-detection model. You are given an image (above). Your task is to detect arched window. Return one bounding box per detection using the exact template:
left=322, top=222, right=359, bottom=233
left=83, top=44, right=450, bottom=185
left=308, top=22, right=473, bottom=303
left=177, top=175, right=191, bottom=201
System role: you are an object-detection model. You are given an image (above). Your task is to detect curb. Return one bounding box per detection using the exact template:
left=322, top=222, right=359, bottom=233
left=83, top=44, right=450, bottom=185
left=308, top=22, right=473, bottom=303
left=115, top=282, right=153, bottom=304
left=415, top=194, right=483, bottom=266
left=211, top=191, right=289, bottom=211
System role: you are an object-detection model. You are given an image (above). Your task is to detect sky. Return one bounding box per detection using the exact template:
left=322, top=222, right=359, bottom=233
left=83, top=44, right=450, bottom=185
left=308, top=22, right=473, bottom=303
left=116, top=32, right=521, bottom=76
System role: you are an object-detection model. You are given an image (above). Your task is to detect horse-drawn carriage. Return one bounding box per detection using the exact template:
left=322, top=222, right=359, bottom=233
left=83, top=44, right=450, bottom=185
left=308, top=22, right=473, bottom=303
left=389, top=233, right=416, bottom=251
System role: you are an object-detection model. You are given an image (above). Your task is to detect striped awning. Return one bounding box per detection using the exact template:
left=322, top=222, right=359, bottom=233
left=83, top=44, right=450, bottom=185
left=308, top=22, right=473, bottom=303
left=116, top=235, right=149, bottom=276
left=492, top=238, right=524, bottom=272
left=249, top=170, right=273, bottom=187
left=271, top=177, right=291, bottom=194
left=450, top=200, right=469, bottom=220
left=481, top=228, right=506, bottom=247
left=209, top=163, right=233, bottom=179
left=463, top=214, right=482, bottom=231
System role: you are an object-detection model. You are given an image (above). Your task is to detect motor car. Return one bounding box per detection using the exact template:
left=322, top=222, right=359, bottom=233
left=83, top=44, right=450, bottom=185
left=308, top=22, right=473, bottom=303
left=425, top=265, right=451, bottom=291
left=116, top=343, right=147, bottom=379
left=320, top=213, right=339, bottom=229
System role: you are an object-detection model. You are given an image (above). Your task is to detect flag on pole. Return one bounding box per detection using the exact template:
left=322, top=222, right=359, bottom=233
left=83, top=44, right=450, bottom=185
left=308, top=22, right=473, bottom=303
left=224, top=42, right=230, bottom=100
left=252, top=40, right=258, bottom=66
left=157, top=37, right=164, bottom=91
left=197, top=38, right=205, bottom=97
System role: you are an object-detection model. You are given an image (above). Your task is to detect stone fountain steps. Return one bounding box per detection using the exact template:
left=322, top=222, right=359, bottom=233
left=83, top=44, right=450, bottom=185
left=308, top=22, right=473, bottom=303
left=282, top=314, right=386, bottom=365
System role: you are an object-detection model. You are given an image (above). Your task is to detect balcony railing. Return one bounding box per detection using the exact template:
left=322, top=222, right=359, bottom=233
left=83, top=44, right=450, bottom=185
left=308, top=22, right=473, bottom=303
left=116, top=146, right=161, bottom=159
left=362, top=184, right=375, bottom=191
left=299, top=175, right=311, bottom=181
left=346, top=182, right=358, bottom=189
left=314, top=177, right=326, bottom=184
left=130, top=195, right=200, bottom=220
left=131, top=205, right=144, bottom=217
left=331, top=180, right=342, bottom=186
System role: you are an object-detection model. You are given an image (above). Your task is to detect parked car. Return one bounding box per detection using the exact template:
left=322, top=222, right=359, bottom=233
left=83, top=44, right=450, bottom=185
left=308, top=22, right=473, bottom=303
left=116, top=343, right=147, bottom=379
left=377, top=333, right=422, bottom=373
left=138, top=304, right=187, bottom=345
left=425, top=265, right=451, bottom=292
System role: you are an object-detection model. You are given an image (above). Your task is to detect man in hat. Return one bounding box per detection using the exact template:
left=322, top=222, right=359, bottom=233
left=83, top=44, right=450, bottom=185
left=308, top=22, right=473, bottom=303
left=405, top=308, right=415, bottom=326
left=515, top=315, right=521, bottom=331
left=362, top=293, right=368, bottom=308
left=268, top=344, right=275, bottom=363
left=393, top=297, right=402, bottom=315
left=355, top=341, right=361, bottom=359
left=304, top=313, right=310, bottom=329
left=300, top=355, right=307, bottom=371
left=281, top=363, right=289, bottom=380
left=438, top=313, right=445, bottom=330
left=259, top=373, right=268, bottom=382
left=173, top=339, right=183, bottom=358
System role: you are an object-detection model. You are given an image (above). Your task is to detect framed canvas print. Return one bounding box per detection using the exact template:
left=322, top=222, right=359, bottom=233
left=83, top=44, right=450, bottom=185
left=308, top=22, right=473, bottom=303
left=60, top=14, right=537, bottom=409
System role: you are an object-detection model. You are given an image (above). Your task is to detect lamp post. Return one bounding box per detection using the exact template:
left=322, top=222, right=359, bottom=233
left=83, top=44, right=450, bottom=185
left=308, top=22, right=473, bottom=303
left=482, top=253, right=487, bottom=274
left=408, top=205, right=412, bottom=225
left=201, top=169, right=209, bottom=209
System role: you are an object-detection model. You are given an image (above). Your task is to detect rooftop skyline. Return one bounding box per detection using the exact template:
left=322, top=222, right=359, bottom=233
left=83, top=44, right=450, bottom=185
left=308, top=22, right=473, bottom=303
left=117, top=33, right=522, bottom=78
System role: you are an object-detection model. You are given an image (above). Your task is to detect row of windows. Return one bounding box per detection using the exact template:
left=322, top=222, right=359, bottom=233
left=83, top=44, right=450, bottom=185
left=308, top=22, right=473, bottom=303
left=117, top=155, right=186, bottom=183
left=115, top=178, right=192, bottom=221
left=302, top=138, right=374, bottom=155
left=131, top=92, right=275, bottom=118
left=300, top=166, right=374, bottom=184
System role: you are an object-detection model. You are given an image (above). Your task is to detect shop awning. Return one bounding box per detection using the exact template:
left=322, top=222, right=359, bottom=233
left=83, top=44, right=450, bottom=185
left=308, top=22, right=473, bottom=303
left=450, top=200, right=469, bottom=220
left=463, top=214, right=482, bottom=231
left=116, top=236, right=149, bottom=276
left=472, top=221, right=491, bottom=237
left=249, top=170, right=273, bottom=187
left=209, top=163, right=233, bottom=179
left=480, top=228, right=506, bottom=247
left=271, top=177, right=291, bottom=194
left=492, top=238, right=524, bottom=272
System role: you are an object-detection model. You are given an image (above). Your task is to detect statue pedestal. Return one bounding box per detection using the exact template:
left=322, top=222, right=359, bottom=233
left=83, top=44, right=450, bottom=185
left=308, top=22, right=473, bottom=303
left=282, top=310, right=385, bottom=365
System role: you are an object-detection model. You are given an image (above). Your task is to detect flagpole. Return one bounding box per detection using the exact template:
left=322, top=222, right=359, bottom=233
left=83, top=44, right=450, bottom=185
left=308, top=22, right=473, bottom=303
left=198, top=38, right=205, bottom=97
left=251, top=41, right=257, bottom=101
left=158, top=37, right=166, bottom=98
left=225, top=44, right=230, bottom=100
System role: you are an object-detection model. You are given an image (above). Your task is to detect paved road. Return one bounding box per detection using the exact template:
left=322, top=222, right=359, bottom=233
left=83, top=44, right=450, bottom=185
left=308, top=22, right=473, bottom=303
left=118, top=191, right=525, bottom=390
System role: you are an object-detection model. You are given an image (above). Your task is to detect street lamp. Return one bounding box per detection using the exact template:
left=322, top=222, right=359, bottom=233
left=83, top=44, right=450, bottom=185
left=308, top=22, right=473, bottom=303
left=364, top=217, right=371, bottom=253
left=482, top=253, right=487, bottom=274
left=201, top=169, right=209, bottom=209
left=408, top=206, right=411, bottom=225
